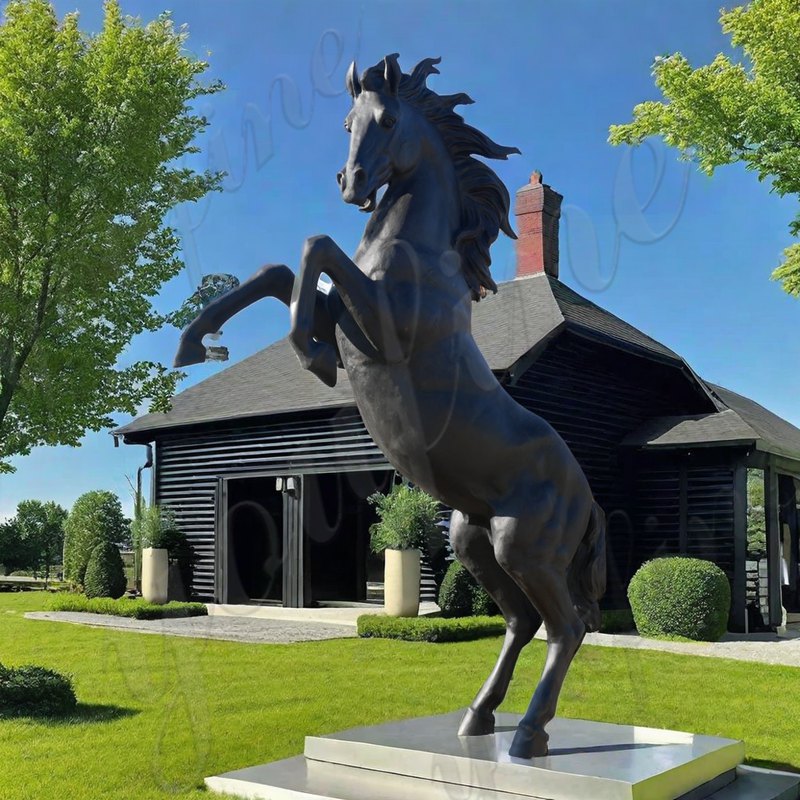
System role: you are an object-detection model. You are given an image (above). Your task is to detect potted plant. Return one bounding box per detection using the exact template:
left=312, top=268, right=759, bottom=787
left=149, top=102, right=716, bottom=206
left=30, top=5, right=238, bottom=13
left=132, top=505, right=183, bottom=604
left=368, top=483, right=439, bottom=617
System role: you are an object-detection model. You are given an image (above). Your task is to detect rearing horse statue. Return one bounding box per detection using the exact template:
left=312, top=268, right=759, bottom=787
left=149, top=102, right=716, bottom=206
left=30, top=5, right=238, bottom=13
left=174, top=54, right=606, bottom=759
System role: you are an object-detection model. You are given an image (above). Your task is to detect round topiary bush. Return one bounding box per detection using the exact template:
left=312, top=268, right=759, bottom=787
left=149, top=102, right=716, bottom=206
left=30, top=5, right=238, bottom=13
left=84, top=541, right=127, bottom=599
left=627, top=557, right=730, bottom=641
left=0, top=663, right=77, bottom=717
left=438, top=560, right=498, bottom=618
left=63, top=490, right=128, bottom=586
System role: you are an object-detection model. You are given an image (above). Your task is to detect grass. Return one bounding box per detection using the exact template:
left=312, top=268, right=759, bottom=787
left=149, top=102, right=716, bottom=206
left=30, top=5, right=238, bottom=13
left=50, top=595, right=208, bottom=619
left=0, top=592, right=797, bottom=799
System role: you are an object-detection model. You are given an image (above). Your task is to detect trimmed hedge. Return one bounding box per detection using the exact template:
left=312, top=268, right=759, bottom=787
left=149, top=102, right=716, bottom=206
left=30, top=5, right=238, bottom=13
left=628, top=557, right=730, bottom=641
left=84, top=541, right=127, bottom=600
left=51, top=595, right=207, bottom=620
left=438, top=560, right=498, bottom=618
left=0, top=663, right=77, bottom=718
left=357, top=614, right=505, bottom=642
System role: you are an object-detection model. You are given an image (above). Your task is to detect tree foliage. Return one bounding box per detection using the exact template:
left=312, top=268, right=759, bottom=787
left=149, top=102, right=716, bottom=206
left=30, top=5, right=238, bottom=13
left=0, top=517, right=29, bottom=575
left=609, top=0, right=800, bottom=296
left=63, top=490, right=128, bottom=586
left=83, top=540, right=126, bottom=599
left=14, top=499, right=66, bottom=581
left=0, top=0, right=223, bottom=472
left=746, top=468, right=766, bottom=558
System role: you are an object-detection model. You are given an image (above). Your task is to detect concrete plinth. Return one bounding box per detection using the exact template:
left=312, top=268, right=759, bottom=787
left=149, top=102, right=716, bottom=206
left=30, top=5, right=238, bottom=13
left=205, top=711, right=800, bottom=800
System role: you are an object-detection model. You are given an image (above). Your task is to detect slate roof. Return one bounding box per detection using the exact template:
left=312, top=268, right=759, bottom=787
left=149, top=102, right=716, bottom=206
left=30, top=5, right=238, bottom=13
left=623, top=383, right=800, bottom=461
left=116, top=274, right=794, bottom=457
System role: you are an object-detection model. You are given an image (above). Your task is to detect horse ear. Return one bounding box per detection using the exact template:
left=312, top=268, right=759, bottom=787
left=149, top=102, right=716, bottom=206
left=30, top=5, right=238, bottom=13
left=346, top=61, right=361, bottom=98
left=383, top=53, right=401, bottom=96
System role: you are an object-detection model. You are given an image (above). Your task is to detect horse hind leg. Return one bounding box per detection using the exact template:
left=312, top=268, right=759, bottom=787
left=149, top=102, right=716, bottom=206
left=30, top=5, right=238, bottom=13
left=568, top=502, right=607, bottom=633
left=492, top=515, right=587, bottom=759
left=449, top=511, right=543, bottom=738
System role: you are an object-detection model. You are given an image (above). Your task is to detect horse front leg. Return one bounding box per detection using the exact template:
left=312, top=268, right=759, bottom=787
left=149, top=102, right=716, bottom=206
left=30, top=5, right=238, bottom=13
left=290, top=235, right=400, bottom=386
left=174, top=263, right=340, bottom=370
left=174, top=264, right=295, bottom=367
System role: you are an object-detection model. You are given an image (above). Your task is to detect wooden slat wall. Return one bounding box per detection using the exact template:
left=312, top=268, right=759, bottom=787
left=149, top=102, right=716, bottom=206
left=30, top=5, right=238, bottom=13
left=507, top=333, right=710, bottom=603
left=154, top=408, right=388, bottom=600
left=634, top=458, right=735, bottom=579
left=686, top=465, right=735, bottom=575
left=633, top=463, right=682, bottom=562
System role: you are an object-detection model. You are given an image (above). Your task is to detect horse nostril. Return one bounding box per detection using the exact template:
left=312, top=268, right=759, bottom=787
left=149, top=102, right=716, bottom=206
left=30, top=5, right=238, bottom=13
left=353, top=167, right=366, bottom=187
left=336, top=171, right=344, bottom=187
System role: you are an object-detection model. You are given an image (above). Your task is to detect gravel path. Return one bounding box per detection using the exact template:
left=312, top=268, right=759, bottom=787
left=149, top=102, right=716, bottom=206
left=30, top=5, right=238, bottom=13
left=25, top=611, right=357, bottom=644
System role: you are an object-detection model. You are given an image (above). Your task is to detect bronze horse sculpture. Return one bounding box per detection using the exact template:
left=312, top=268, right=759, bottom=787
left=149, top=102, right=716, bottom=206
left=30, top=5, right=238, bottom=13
left=175, top=54, right=606, bottom=759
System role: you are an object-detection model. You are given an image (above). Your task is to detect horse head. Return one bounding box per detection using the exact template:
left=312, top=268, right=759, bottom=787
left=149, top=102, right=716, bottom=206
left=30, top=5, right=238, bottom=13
left=337, top=54, right=424, bottom=213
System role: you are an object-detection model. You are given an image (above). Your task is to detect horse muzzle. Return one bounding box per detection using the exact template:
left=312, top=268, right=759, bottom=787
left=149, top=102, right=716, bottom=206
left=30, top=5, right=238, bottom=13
left=337, top=166, right=379, bottom=212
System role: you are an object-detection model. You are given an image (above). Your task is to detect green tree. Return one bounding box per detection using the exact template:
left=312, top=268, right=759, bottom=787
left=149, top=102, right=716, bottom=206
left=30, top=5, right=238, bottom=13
left=83, top=540, right=126, bottom=599
left=609, top=0, right=800, bottom=296
left=0, top=0, right=223, bottom=472
left=746, top=468, right=766, bottom=558
left=0, top=517, right=32, bottom=575
left=14, top=500, right=67, bottom=585
left=63, top=490, right=127, bottom=586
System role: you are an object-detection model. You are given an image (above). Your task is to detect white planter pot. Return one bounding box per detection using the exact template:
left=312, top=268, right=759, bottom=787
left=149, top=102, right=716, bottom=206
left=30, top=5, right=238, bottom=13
left=142, top=548, right=169, bottom=605
left=384, top=548, right=421, bottom=617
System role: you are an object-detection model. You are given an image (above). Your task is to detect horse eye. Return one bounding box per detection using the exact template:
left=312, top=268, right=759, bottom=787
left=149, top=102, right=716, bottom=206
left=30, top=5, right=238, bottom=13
left=381, top=116, right=396, bottom=129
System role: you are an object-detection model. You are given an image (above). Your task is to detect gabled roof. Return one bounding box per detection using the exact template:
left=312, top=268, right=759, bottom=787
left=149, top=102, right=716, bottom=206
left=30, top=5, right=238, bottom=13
left=623, top=383, right=800, bottom=462
left=112, top=274, right=707, bottom=439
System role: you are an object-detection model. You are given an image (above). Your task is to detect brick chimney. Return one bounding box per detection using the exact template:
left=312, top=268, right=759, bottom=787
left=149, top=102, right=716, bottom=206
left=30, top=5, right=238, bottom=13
left=515, top=171, right=562, bottom=279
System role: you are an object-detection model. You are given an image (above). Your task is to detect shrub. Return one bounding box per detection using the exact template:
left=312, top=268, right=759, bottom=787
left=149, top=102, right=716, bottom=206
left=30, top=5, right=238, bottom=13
left=368, top=484, right=439, bottom=552
left=438, top=560, right=498, bottom=618
left=63, top=491, right=128, bottom=586
left=83, top=541, right=127, bottom=599
left=51, top=595, right=207, bottom=619
left=0, top=663, right=77, bottom=718
left=628, top=557, right=730, bottom=642
left=132, top=504, right=185, bottom=552
left=600, top=609, right=635, bottom=633
left=357, top=614, right=505, bottom=642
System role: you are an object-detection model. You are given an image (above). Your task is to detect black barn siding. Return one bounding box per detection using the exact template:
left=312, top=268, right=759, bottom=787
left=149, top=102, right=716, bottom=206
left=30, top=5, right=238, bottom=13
left=154, top=407, right=388, bottom=600
left=633, top=457, right=736, bottom=579
left=506, top=333, right=713, bottom=603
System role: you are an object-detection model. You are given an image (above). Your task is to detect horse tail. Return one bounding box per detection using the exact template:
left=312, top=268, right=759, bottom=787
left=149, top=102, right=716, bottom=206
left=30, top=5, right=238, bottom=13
left=569, top=501, right=607, bottom=633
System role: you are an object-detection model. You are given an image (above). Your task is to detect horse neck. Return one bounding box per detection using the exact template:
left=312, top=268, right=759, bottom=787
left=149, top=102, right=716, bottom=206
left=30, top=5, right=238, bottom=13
left=362, top=138, right=460, bottom=255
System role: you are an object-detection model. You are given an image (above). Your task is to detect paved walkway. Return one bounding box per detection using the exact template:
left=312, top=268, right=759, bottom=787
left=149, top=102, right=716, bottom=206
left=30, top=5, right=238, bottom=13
left=575, top=628, right=800, bottom=668
left=26, top=611, right=358, bottom=644
left=24, top=605, right=800, bottom=665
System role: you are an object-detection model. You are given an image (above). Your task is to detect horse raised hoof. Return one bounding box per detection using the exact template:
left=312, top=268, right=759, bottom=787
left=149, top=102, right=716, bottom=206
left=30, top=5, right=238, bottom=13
left=508, top=724, right=549, bottom=759
left=173, top=336, right=208, bottom=368
left=308, top=342, right=338, bottom=387
left=458, top=707, right=495, bottom=737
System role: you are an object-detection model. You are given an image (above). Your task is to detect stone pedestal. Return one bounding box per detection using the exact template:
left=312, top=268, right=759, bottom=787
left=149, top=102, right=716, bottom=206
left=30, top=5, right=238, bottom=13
left=205, top=711, right=800, bottom=800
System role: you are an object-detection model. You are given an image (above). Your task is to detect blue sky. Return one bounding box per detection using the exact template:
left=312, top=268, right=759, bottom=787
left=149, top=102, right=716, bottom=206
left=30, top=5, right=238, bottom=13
left=1, top=0, right=798, bottom=520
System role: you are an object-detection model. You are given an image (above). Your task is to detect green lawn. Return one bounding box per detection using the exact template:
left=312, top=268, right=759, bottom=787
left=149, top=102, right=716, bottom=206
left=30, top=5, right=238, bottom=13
left=0, top=592, right=797, bottom=800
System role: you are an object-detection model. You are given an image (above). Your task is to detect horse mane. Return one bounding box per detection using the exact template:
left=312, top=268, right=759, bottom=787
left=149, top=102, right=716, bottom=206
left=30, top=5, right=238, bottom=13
left=360, top=55, right=520, bottom=301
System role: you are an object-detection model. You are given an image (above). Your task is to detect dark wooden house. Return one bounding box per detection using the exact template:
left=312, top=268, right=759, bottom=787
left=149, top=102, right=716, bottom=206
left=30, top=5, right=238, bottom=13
left=115, top=174, right=800, bottom=631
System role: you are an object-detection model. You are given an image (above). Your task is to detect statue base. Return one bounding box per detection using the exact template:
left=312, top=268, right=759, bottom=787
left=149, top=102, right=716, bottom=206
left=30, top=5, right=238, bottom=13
left=205, top=710, right=799, bottom=800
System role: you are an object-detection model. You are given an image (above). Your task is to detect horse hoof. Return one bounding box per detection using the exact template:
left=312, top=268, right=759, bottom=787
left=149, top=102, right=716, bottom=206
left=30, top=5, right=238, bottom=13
left=508, top=725, right=549, bottom=759
left=174, top=337, right=208, bottom=367
left=458, top=707, right=495, bottom=736
left=309, top=344, right=338, bottom=387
